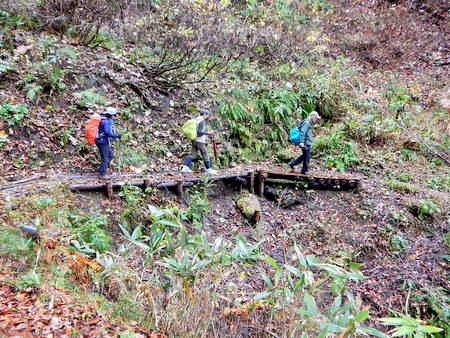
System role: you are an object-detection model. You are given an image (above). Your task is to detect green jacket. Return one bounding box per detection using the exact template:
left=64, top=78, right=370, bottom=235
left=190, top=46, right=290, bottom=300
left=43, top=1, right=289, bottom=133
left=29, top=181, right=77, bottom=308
left=298, top=119, right=314, bottom=146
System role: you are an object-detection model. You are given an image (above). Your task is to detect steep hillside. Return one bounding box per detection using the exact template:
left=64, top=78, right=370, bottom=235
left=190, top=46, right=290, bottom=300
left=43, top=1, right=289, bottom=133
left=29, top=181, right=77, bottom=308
left=1, top=1, right=448, bottom=178
left=0, top=0, right=449, bottom=337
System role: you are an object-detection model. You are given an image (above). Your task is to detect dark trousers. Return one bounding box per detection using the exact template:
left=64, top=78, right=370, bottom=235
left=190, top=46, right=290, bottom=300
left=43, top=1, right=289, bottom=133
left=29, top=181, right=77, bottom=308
left=190, top=141, right=210, bottom=162
left=185, top=141, right=211, bottom=168
left=96, top=142, right=114, bottom=175
left=289, top=145, right=310, bottom=173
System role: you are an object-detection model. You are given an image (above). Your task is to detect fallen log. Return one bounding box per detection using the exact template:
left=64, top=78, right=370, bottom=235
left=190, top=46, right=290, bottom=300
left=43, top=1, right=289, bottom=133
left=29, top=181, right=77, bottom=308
left=0, top=174, right=46, bottom=190
left=236, top=193, right=261, bottom=223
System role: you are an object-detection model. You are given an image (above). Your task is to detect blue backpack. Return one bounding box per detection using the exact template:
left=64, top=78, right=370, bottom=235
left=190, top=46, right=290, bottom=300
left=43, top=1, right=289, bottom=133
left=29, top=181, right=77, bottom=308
left=289, top=120, right=305, bottom=145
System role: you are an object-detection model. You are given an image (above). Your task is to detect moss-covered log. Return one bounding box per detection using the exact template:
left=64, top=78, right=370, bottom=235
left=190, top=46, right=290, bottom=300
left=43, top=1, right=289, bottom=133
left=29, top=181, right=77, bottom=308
left=236, top=193, right=261, bottom=223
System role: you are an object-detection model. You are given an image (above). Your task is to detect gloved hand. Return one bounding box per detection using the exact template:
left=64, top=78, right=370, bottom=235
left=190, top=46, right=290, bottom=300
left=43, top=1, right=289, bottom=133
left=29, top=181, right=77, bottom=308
left=207, top=130, right=215, bottom=135
left=299, top=142, right=305, bottom=148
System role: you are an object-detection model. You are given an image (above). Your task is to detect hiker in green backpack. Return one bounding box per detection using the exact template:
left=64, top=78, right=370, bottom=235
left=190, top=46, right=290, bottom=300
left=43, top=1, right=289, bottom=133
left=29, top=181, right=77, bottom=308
left=288, top=111, right=321, bottom=174
left=181, top=109, right=217, bottom=175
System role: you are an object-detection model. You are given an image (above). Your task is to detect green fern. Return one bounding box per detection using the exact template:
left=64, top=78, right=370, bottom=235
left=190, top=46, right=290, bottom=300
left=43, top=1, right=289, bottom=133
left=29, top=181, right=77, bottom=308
left=74, top=88, right=107, bottom=107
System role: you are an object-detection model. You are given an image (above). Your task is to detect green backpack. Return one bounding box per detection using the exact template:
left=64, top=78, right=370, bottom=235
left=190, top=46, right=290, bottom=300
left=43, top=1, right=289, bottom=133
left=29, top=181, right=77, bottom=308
left=182, top=118, right=198, bottom=140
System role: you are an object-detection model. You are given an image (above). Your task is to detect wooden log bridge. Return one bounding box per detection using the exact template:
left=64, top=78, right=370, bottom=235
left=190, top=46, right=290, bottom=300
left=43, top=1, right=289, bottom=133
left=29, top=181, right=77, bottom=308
left=68, top=168, right=362, bottom=199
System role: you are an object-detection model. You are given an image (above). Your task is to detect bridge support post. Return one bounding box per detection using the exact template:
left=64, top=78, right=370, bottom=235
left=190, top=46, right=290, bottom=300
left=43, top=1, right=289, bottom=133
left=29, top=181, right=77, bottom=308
left=105, top=181, right=113, bottom=199
left=258, top=171, right=267, bottom=198
left=248, top=172, right=255, bottom=194
left=176, top=181, right=184, bottom=199
left=143, top=178, right=150, bottom=190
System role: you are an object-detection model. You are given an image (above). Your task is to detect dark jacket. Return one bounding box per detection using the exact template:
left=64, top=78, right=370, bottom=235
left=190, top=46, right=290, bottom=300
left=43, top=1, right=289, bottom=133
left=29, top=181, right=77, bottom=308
left=298, top=119, right=313, bottom=146
left=95, top=118, right=121, bottom=145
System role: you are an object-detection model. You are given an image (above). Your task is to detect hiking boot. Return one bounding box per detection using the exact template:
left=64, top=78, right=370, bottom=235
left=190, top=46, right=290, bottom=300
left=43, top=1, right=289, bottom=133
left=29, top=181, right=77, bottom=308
left=288, top=162, right=295, bottom=170
left=181, top=165, right=193, bottom=174
left=205, top=168, right=217, bottom=175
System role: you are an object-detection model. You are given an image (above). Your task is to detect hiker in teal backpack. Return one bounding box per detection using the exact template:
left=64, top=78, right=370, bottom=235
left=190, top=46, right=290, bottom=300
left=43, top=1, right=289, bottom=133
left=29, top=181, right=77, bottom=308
left=288, top=111, right=321, bottom=174
left=181, top=109, right=217, bottom=175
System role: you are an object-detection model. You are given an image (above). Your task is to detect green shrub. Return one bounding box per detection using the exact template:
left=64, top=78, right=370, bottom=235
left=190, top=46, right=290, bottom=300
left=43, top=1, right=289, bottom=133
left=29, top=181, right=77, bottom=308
left=111, top=296, right=148, bottom=322
left=218, top=88, right=304, bottom=143
left=410, top=287, right=449, bottom=336
left=118, top=185, right=147, bottom=229
left=185, top=183, right=211, bottom=227
left=16, top=271, right=41, bottom=290
left=314, top=129, right=359, bottom=171
left=252, top=243, right=381, bottom=336
left=118, top=185, right=145, bottom=207
left=70, top=215, right=111, bottom=253
left=77, top=224, right=110, bottom=253
left=0, top=10, right=36, bottom=50
left=381, top=81, right=417, bottom=117
left=0, top=10, right=35, bottom=30
left=444, top=233, right=450, bottom=248
left=0, top=103, right=28, bottom=126
left=121, top=148, right=148, bottom=167
left=386, top=180, right=418, bottom=193
left=73, top=88, right=107, bottom=107
left=33, top=196, right=54, bottom=208
left=380, top=311, right=443, bottom=337
left=0, top=60, right=15, bottom=74
left=0, top=228, right=35, bottom=259
left=23, top=63, right=67, bottom=97
left=396, top=173, right=411, bottom=182
left=427, top=176, right=450, bottom=191
left=389, top=210, right=410, bottom=227
left=390, top=234, right=408, bottom=254
left=218, top=87, right=313, bottom=162
left=417, top=199, right=441, bottom=220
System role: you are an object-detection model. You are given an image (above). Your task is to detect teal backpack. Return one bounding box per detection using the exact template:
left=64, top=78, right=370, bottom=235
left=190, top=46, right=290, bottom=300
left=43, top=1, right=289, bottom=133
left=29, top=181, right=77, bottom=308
left=289, top=120, right=305, bottom=145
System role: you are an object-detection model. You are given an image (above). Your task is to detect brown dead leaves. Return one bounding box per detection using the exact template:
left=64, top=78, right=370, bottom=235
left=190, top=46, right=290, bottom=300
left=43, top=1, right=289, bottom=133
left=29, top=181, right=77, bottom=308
left=221, top=300, right=269, bottom=319
left=0, top=284, right=164, bottom=337
left=57, top=246, right=102, bottom=273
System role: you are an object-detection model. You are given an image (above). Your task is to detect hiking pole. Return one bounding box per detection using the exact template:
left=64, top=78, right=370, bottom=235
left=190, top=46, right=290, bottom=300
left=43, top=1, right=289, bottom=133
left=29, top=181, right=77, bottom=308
left=115, top=138, right=122, bottom=176
left=118, top=140, right=122, bottom=175
left=212, top=135, right=218, bottom=162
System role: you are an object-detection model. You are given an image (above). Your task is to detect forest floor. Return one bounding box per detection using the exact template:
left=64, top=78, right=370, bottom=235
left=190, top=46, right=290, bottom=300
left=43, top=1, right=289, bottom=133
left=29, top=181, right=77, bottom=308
left=1, top=0, right=449, bottom=335
left=1, top=163, right=448, bottom=336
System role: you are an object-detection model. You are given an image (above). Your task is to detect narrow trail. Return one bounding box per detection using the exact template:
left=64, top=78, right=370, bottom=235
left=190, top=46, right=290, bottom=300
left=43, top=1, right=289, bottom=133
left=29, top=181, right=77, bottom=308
left=0, top=164, right=363, bottom=200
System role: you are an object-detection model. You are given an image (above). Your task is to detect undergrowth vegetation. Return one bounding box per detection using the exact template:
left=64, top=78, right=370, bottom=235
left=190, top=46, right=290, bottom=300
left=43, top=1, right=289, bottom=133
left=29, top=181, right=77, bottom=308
left=0, top=103, right=28, bottom=126
left=0, top=0, right=448, bottom=336
left=2, top=181, right=447, bottom=336
left=314, top=129, right=359, bottom=172
left=217, top=88, right=306, bottom=163
left=1, top=187, right=390, bottom=336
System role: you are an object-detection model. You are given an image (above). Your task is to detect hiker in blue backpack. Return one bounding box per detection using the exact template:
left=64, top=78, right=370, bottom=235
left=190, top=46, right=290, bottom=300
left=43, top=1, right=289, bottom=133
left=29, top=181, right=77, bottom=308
left=96, top=107, right=122, bottom=177
left=288, top=111, right=321, bottom=174
left=181, top=109, right=217, bottom=175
